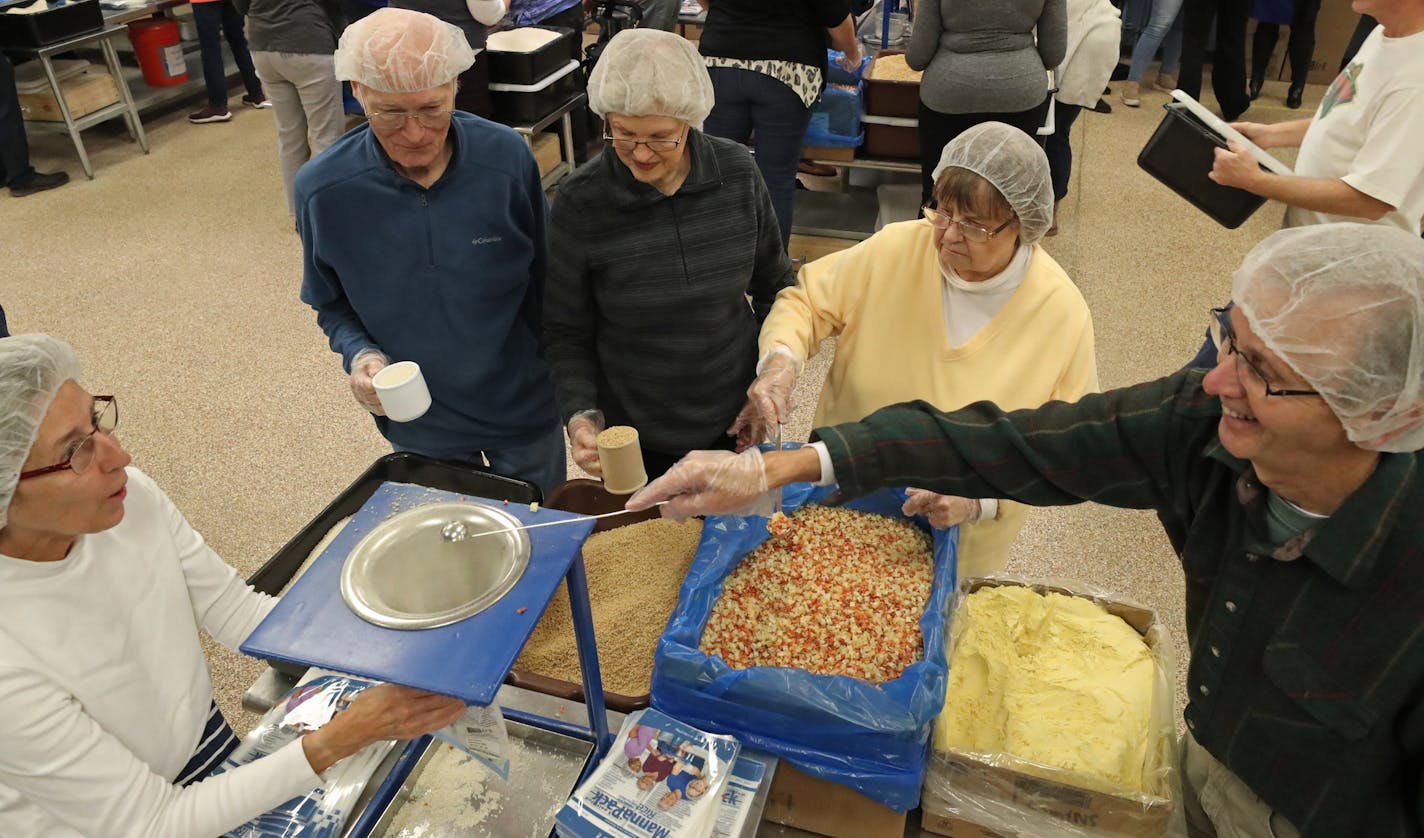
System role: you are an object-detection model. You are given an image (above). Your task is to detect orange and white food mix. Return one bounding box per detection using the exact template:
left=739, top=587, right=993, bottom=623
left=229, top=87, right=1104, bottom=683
left=700, top=505, right=934, bottom=683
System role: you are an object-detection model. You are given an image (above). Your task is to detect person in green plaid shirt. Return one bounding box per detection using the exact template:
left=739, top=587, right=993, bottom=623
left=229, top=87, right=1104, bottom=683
left=629, top=222, right=1424, bottom=838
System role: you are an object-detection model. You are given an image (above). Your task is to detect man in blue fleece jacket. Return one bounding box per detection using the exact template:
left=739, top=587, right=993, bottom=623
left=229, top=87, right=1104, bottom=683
left=296, top=7, right=564, bottom=494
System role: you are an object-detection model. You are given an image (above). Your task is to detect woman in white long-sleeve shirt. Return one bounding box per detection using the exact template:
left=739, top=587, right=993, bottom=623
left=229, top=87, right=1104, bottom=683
left=0, top=334, right=466, bottom=837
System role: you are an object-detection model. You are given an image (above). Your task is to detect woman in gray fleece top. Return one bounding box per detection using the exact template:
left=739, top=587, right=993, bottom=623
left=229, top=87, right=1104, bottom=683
left=906, top=0, right=1067, bottom=202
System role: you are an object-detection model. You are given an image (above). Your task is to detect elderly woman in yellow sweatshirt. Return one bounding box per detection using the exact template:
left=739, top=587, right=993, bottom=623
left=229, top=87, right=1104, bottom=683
left=749, top=122, right=1098, bottom=577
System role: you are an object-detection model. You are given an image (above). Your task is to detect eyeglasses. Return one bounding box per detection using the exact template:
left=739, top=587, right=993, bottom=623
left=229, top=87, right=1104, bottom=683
left=19, top=396, right=119, bottom=480
left=603, top=130, right=683, bottom=153
left=922, top=204, right=1016, bottom=243
left=366, top=109, right=455, bottom=131
left=1207, top=307, right=1318, bottom=397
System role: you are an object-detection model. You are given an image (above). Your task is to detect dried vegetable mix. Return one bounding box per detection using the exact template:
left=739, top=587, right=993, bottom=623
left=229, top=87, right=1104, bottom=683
left=700, top=505, right=934, bottom=683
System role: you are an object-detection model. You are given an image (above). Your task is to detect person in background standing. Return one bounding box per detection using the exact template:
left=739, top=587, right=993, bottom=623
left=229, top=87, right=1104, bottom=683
left=298, top=9, right=564, bottom=495
left=1046, top=0, right=1121, bottom=233
left=697, top=0, right=862, bottom=251
left=637, top=0, right=679, bottom=31
left=1118, top=0, right=1184, bottom=107
left=187, top=0, right=272, bottom=124
left=237, top=0, right=348, bottom=216
left=1209, top=0, right=1424, bottom=234
left=389, top=0, right=508, bottom=117
left=907, top=0, right=1066, bottom=204
left=0, top=54, right=68, bottom=197
left=1177, top=0, right=1252, bottom=121
left=1249, top=0, right=1320, bottom=108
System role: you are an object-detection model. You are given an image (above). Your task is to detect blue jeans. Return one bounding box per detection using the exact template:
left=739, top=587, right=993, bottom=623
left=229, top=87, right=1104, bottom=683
left=703, top=66, right=812, bottom=252
left=1127, top=0, right=1185, bottom=83
left=395, top=422, right=567, bottom=500
left=192, top=0, right=263, bottom=109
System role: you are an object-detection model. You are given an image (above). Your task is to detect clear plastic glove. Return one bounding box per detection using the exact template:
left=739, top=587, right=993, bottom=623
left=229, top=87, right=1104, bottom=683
left=748, top=352, right=798, bottom=429
left=303, top=684, right=466, bottom=774
left=349, top=350, right=389, bottom=416
left=901, top=489, right=980, bottom=529
left=567, top=410, right=605, bottom=476
left=626, top=448, right=774, bottom=520
left=725, top=399, right=769, bottom=453
left=835, top=47, right=863, bottom=73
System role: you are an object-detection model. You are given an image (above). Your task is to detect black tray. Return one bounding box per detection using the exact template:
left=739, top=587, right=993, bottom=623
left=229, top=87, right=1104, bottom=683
left=1137, top=103, right=1267, bottom=229
left=486, top=25, right=578, bottom=86
left=0, top=0, right=102, bottom=48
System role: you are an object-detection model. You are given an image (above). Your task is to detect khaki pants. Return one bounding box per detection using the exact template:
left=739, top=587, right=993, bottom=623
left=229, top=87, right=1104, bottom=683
left=1180, top=734, right=1300, bottom=838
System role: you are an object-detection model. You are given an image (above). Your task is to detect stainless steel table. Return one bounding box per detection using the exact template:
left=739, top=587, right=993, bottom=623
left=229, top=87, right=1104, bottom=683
left=505, top=91, right=584, bottom=190
left=9, top=23, right=149, bottom=178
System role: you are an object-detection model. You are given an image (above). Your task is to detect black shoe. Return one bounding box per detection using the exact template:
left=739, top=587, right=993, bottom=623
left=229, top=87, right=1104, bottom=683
left=1286, top=84, right=1304, bottom=109
left=9, top=170, right=69, bottom=197
left=1110, top=62, right=1130, bottom=82
left=1091, top=97, right=1113, bottom=114
left=1249, top=77, right=1263, bottom=100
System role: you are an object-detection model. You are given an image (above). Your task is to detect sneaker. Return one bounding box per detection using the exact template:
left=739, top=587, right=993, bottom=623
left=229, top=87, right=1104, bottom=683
left=1155, top=73, right=1177, bottom=91
left=1119, top=80, right=1141, bottom=107
left=242, top=94, right=273, bottom=109
left=188, top=106, right=232, bottom=124
left=9, top=170, right=69, bottom=197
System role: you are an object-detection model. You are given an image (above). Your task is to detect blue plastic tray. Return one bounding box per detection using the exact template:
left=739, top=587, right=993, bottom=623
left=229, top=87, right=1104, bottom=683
left=241, top=481, right=596, bottom=705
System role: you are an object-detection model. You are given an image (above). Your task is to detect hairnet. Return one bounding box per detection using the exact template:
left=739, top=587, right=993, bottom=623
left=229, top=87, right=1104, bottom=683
left=1233, top=223, right=1424, bottom=453
left=587, top=29, right=715, bottom=129
left=931, top=122, right=1055, bottom=245
left=334, top=7, right=474, bottom=94
left=0, top=334, right=81, bottom=529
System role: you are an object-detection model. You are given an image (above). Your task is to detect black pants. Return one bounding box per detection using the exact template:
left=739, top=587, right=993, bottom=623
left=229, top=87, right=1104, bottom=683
left=917, top=98, right=1049, bottom=204
left=1250, top=0, right=1322, bottom=86
left=1044, top=101, right=1083, bottom=203
left=192, top=0, right=263, bottom=108
left=541, top=4, right=594, bottom=164
left=0, top=52, right=33, bottom=188
left=454, top=50, right=492, bottom=118
left=1178, top=0, right=1252, bottom=120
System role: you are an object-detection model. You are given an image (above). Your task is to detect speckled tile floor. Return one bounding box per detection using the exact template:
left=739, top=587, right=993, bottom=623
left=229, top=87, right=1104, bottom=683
left=1, top=73, right=1321, bottom=738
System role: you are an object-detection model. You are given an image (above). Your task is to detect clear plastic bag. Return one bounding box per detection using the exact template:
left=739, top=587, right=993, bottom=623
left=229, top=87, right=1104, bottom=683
left=922, top=576, right=1182, bottom=838
left=214, top=674, right=395, bottom=838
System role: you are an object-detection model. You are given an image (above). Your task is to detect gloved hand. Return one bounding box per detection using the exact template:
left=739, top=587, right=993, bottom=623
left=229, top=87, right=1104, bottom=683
left=349, top=350, right=389, bottom=416
left=567, top=410, right=605, bottom=476
left=901, top=489, right=981, bottom=529
left=725, top=399, right=769, bottom=453
left=835, top=46, right=863, bottom=73
left=626, top=448, right=773, bottom=520
left=748, top=351, right=798, bottom=429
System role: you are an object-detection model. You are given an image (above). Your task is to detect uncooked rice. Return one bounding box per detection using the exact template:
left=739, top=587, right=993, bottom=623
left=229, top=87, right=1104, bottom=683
left=597, top=426, right=637, bottom=447
left=869, top=53, right=923, bottom=82
left=512, top=517, right=703, bottom=696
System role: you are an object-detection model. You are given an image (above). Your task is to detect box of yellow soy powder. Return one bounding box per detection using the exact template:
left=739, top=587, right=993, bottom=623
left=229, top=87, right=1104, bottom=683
left=922, top=578, right=1179, bottom=838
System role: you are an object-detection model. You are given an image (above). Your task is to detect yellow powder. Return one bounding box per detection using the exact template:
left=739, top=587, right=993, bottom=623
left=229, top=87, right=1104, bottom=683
left=598, top=426, right=637, bottom=447
left=938, top=586, right=1158, bottom=794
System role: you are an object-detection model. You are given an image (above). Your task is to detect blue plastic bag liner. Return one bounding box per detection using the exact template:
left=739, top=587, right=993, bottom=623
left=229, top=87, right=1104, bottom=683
left=825, top=49, right=872, bottom=86
left=804, top=84, right=864, bottom=148
left=649, top=484, right=957, bottom=811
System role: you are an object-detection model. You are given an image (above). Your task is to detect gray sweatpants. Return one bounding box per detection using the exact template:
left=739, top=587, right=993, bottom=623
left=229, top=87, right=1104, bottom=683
left=251, top=51, right=345, bottom=216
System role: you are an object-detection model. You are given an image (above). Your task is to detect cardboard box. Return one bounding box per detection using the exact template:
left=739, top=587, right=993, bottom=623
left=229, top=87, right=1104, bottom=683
left=762, top=762, right=907, bottom=838
left=531, top=130, right=562, bottom=178
left=921, top=579, right=1175, bottom=838
left=19, top=71, right=118, bottom=122
left=801, top=144, right=856, bottom=162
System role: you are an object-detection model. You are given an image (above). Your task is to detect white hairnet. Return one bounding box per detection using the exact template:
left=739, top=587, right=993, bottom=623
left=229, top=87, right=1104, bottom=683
left=1234, top=223, right=1424, bottom=453
left=931, top=122, right=1055, bottom=245
left=587, top=29, right=715, bottom=129
left=0, top=334, right=81, bottom=529
left=334, top=7, right=475, bottom=94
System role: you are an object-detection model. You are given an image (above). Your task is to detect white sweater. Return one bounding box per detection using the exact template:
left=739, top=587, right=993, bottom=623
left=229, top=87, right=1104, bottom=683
left=0, top=467, right=321, bottom=837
